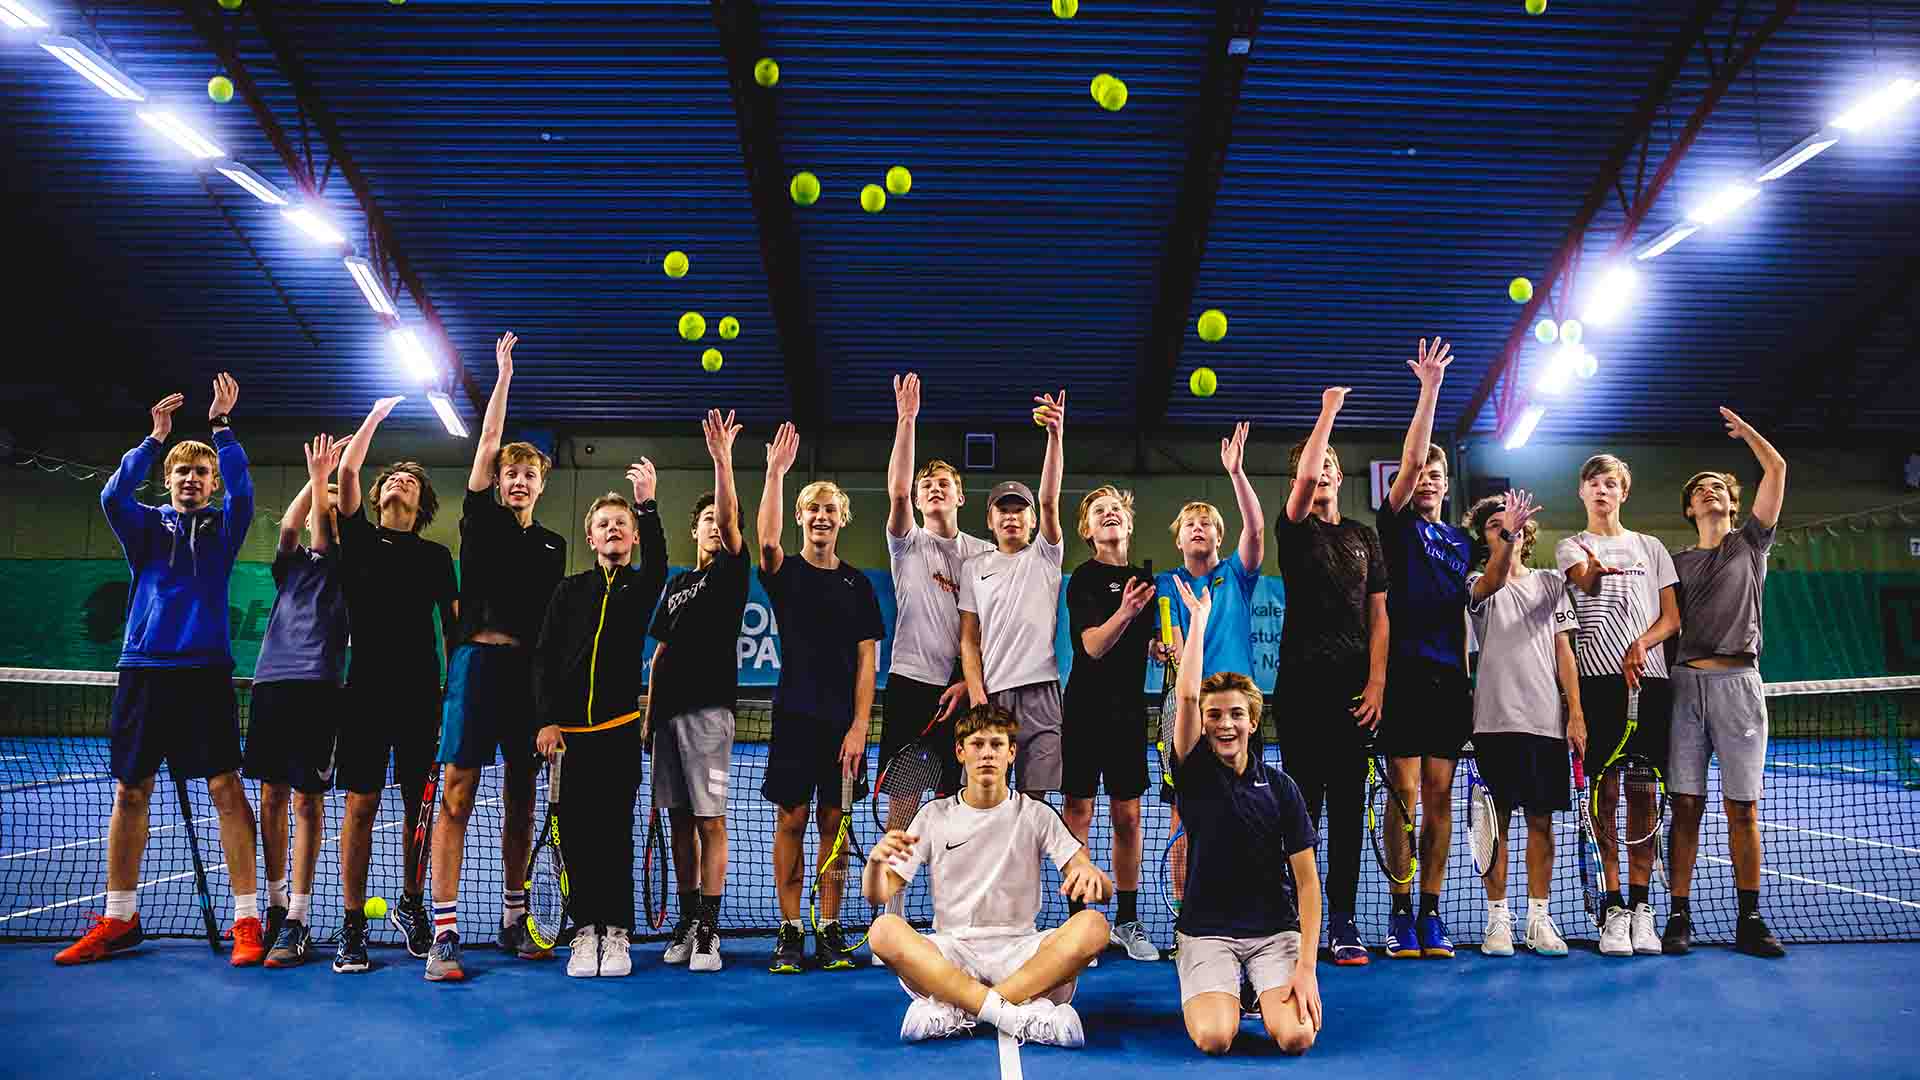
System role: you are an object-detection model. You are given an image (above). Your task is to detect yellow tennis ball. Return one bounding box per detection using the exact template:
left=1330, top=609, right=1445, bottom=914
left=886, top=166, right=913, bottom=196
left=1091, top=73, right=1114, bottom=103
left=702, top=348, right=723, bottom=373
left=1053, top=0, right=1078, bottom=18
left=1525, top=0, right=1547, bottom=13
left=1099, top=78, right=1129, bottom=111
left=207, top=76, right=234, bottom=104
left=1509, top=276, right=1534, bottom=303
left=790, top=171, right=820, bottom=206
left=718, top=316, right=740, bottom=340
left=754, top=58, right=780, bottom=87
left=218, top=0, right=242, bottom=8
left=861, top=184, right=887, bottom=213
left=1032, top=406, right=1053, bottom=427
left=1189, top=367, right=1218, bottom=398
left=663, top=250, right=689, bottom=279
left=1196, top=308, right=1228, bottom=342
left=679, top=311, right=706, bottom=341
left=363, top=896, right=388, bottom=919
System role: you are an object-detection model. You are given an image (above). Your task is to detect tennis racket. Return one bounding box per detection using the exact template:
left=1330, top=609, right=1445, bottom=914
left=524, top=753, right=570, bottom=951
left=1157, top=821, right=1188, bottom=918
left=641, top=806, right=669, bottom=932
left=1464, top=754, right=1502, bottom=879
left=1571, top=751, right=1607, bottom=928
left=810, top=772, right=871, bottom=949
left=408, top=763, right=441, bottom=899
left=1590, top=685, right=1668, bottom=887
left=871, top=702, right=947, bottom=837
left=173, top=775, right=221, bottom=950
left=1366, top=745, right=1417, bottom=886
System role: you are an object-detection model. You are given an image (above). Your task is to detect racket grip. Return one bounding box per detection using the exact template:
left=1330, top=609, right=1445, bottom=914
left=1570, top=750, right=1587, bottom=787
left=1627, top=686, right=1640, bottom=722
left=1158, top=596, right=1174, bottom=644
left=841, top=771, right=856, bottom=815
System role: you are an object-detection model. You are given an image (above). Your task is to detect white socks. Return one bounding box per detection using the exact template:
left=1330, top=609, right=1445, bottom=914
left=503, top=888, right=527, bottom=928
left=233, top=891, right=259, bottom=923
left=106, top=891, right=136, bottom=921
left=977, top=991, right=1010, bottom=1029
left=267, top=877, right=289, bottom=910
left=1528, top=896, right=1550, bottom=922
left=1488, top=898, right=1510, bottom=919
left=288, top=892, right=311, bottom=923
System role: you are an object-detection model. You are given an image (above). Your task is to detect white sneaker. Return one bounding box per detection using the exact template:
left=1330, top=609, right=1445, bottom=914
left=1110, top=921, right=1162, bottom=962
left=1599, top=906, right=1633, bottom=957
left=662, top=917, right=695, bottom=965
left=899, top=997, right=973, bottom=1042
left=1631, top=903, right=1663, bottom=955
left=566, top=927, right=600, bottom=977
left=1482, top=906, right=1514, bottom=957
left=599, top=926, right=633, bottom=976
left=1010, top=1000, right=1085, bottom=1048
left=1526, top=912, right=1568, bottom=956
left=688, top=919, right=722, bottom=973
left=871, top=950, right=887, bottom=968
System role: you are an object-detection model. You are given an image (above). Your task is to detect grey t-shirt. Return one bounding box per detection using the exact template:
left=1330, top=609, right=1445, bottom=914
left=253, top=544, right=349, bottom=685
left=1671, top=517, right=1775, bottom=665
left=1468, top=568, right=1577, bottom=739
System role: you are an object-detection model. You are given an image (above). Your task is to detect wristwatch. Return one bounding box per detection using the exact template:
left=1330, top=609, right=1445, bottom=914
left=211, top=413, right=233, bottom=429
left=1496, top=527, right=1515, bottom=543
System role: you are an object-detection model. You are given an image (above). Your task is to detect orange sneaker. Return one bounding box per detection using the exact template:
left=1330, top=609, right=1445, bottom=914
left=230, top=916, right=266, bottom=967
left=55, top=913, right=144, bottom=965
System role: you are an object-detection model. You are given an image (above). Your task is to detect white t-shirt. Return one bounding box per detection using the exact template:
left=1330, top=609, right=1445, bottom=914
left=887, top=524, right=995, bottom=686
left=892, top=791, right=1083, bottom=937
left=957, top=534, right=1064, bottom=694
left=1468, top=568, right=1576, bottom=739
left=1553, top=531, right=1679, bottom=680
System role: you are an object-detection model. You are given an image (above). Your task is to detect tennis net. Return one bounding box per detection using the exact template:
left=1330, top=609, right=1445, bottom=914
left=2, top=668, right=1915, bottom=949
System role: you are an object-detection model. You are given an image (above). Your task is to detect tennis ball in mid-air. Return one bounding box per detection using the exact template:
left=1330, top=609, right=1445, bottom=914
left=754, top=58, right=780, bottom=87
left=1525, top=0, right=1547, bottom=14
left=1053, top=0, right=1078, bottom=17
left=207, top=76, right=233, bottom=104
left=679, top=312, right=706, bottom=341
left=718, top=315, right=740, bottom=340
left=663, top=250, right=689, bottom=279
left=886, top=166, right=912, bottom=196
left=1196, top=308, right=1228, bottom=342
left=218, top=0, right=242, bottom=9
left=790, top=171, right=820, bottom=206
left=1560, top=319, right=1583, bottom=345
left=363, top=896, right=388, bottom=920
left=1099, top=77, right=1129, bottom=111
left=1509, top=276, right=1534, bottom=303
left=702, top=348, right=724, bottom=373
left=1534, top=318, right=1558, bottom=344
left=1091, top=73, right=1114, bottom=103
left=1190, top=367, right=1219, bottom=398
left=861, top=184, right=887, bottom=213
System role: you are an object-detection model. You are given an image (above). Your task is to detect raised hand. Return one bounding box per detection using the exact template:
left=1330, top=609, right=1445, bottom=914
left=1172, top=574, right=1212, bottom=620
left=1720, top=406, right=1756, bottom=442
left=1118, top=577, right=1156, bottom=620
left=703, top=408, right=741, bottom=463
left=765, top=421, right=799, bottom=476
left=1220, top=421, right=1250, bottom=475
left=208, top=372, right=239, bottom=421
left=304, top=434, right=342, bottom=483
left=894, top=373, right=921, bottom=423
left=1408, top=337, right=1453, bottom=388
left=495, top=331, right=518, bottom=378
left=627, top=458, right=657, bottom=504
left=1032, top=388, right=1066, bottom=436
left=1321, top=386, right=1351, bottom=412
left=368, top=395, right=405, bottom=424
left=1502, top=488, right=1541, bottom=537
left=149, top=393, right=184, bottom=442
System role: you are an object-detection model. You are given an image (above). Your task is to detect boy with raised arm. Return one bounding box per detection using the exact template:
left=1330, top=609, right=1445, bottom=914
left=864, top=704, right=1113, bottom=1048
left=331, top=396, right=459, bottom=970
left=757, top=422, right=887, bottom=974
left=649, top=410, right=751, bottom=974
left=428, top=331, right=568, bottom=981
left=60, top=376, right=263, bottom=967
left=1664, top=408, right=1788, bottom=959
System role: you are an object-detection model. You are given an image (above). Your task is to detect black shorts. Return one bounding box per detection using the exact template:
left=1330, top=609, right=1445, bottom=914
left=438, top=643, right=537, bottom=777
left=109, top=667, right=242, bottom=784
left=1061, top=695, right=1149, bottom=801
left=1470, top=732, right=1569, bottom=814
left=1578, top=674, right=1673, bottom=778
left=242, top=680, right=339, bottom=794
left=335, top=676, right=442, bottom=795
left=1380, top=656, right=1472, bottom=760
left=762, top=709, right=871, bottom=810
left=879, top=674, right=961, bottom=797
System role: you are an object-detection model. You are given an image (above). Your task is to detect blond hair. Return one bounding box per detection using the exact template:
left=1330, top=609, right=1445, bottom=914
left=584, top=491, right=636, bottom=532
left=1681, top=471, right=1742, bottom=522
left=1169, top=501, right=1225, bottom=544
left=162, top=440, right=219, bottom=483
left=796, top=480, right=852, bottom=524
left=1580, top=453, right=1632, bottom=495
left=495, top=441, right=552, bottom=479
left=1287, top=440, right=1341, bottom=476
left=1077, top=485, right=1135, bottom=549
left=1422, top=443, right=1448, bottom=473
left=915, top=459, right=962, bottom=491
left=1199, top=671, right=1264, bottom=728
left=956, top=702, right=1018, bottom=745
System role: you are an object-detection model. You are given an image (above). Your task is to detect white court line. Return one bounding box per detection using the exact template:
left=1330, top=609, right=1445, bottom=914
left=997, top=1027, right=1023, bottom=1080
left=1705, top=812, right=1920, bottom=857
left=0, top=754, right=27, bottom=762
left=1, top=772, right=110, bottom=792
left=1697, top=855, right=1920, bottom=911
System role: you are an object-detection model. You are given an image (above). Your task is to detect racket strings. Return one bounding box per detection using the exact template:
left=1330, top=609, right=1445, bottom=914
left=526, top=842, right=568, bottom=947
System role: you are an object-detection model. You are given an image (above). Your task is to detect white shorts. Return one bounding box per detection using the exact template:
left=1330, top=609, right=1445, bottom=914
left=1174, top=930, right=1301, bottom=1005
left=901, top=928, right=1077, bottom=1006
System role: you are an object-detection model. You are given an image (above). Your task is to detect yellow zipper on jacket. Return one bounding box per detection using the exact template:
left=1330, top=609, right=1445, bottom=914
left=585, top=564, right=616, bottom=726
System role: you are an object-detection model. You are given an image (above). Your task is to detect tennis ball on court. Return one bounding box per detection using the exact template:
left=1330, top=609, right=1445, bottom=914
left=1534, top=318, right=1558, bottom=344
left=1099, top=77, right=1129, bottom=111
left=1196, top=308, right=1228, bottom=342
left=364, top=896, right=388, bottom=920
left=679, top=311, right=707, bottom=341
left=1525, top=0, right=1547, bottom=14
left=1053, top=0, right=1078, bottom=18
left=861, top=184, right=887, bottom=213
left=207, top=76, right=234, bottom=104
left=702, top=348, right=724, bottom=373
left=718, top=315, right=740, bottom=340
left=754, top=58, right=780, bottom=88
left=1509, top=276, right=1534, bottom=303
left=662, top=250, right=689, bottom=279
left=1560, top=318, right=1583, bottom=345
left=886, top=166, right=913, bottom=196
left=1190, top=367, right=1219, bottom=398
left=790, top=171, right=820, bottom=206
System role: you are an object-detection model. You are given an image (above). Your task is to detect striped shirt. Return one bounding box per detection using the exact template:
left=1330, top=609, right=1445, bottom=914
left=1554, top=531, right=1678, bottom=680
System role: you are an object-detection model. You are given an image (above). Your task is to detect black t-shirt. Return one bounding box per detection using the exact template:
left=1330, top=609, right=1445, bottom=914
left=1373, top=502, right=1472, bottom=669
left=1272, top=513, right=1387, bottom=674
left=1063, top=558, right=1156, bottom=717
left=1171, top=746, right=1318, bottom=938
left=455, top=487, right=567, bottom=647
left=336, top=510, right=458, bottom=686
left=759, top=556, right=886, bottom=723
left=648, top=546, right=752, bottom=720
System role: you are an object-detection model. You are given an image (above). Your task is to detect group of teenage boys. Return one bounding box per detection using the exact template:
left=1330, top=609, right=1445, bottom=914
left=58, top=337, right=1791, bottom=1054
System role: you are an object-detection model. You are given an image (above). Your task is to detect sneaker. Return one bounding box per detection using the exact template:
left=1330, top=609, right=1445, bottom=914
left=1631, top=903, right=1663, bottom=955
left=1734, top=912, right=1787, bottom=958
left=689, top=918, right=722, bottom=973
left=332, top=913, right=371, bottom=974
left=900, top=997, right=974, bottom=1042
left=1385, top=912, right=1420, bottom=958
left=817, top=920, right=857, bottom=971
left=498, top=918, right=553, bottom=961
left=425, top=930, right=465, bottom=981
left=391, top=894, right=432, bottom=960
left=1010, top=1000, right=1085, bottom=1049
left=1599, top=906, right=1632, bottom=957
left=54, top=913, right=144, bottom=965
left=1110, top=920, right=1162, bottom=962
left=769, top=923, right=805, bottom=974
left=600, top=927, right=633, bottom=977
left=230, top=916, right=266, bottom=967
left=871, top=950, right=887, bottom=968
left=1525, top=913, right=1568, bottom=957
left=1417, top=914, right=1453, bottom=959
left=662, top=915, right=696, bottom=965
left=1662, top=912, right=1694, bottom=956
left=266, top=920, right=312, bottom=968
left=1482, top=907, right=1514, bottom=957
left=567, top=926, right=600, bottom=977
left=1328, top=913, right=1369, bottom=966
left=263, top=905, right=288, bottom=954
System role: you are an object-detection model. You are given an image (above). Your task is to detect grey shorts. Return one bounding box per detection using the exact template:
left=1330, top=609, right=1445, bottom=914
left=992, top=681, right=1063, bottom=794
left=1668, top=665, right=1768, bottom=801
left=652, top=706, right=735, bottom=817
left=1174, top=930, right=1301, bottom=1004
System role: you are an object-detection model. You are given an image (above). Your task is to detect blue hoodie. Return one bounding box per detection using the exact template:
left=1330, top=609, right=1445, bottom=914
left=101, top=430, right=254, bottom=670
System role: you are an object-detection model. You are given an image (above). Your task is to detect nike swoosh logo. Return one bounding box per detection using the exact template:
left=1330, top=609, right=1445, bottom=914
left=979, top=573, right=998, bottom=580
left=1253, top=781, right=1270, bottom=787
left=944, top=840, right=969, bottom=850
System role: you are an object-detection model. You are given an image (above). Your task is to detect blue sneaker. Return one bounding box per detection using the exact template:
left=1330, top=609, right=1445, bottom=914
left=1418, top=913, right=1454, bottom=959
left=1329, top=913, right=1369, bottom=966
left=1386, top=912, right=1420, bottom=958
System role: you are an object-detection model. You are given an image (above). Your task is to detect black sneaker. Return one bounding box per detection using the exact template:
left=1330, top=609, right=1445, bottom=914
left=266, top=920, right=311, bottom=968
left=332, top=912, right=371, bottom=974
left=391, top=894, right=432, bottom=960
left=769, top=923, right=805, bottom=974
left=263, top=904, right=288, bottom=955
left=1734, top=912, right=1787, bottom=958
left=1661, top=913, right=1694, bottom=956
left=817, top=920, right=856, bottom=971
left=498, top=918, right=553, bottom=960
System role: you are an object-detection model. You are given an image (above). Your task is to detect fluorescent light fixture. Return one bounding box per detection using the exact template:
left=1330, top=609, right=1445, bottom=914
left=40, top=37, right=146, bottom=101
left=1636, top=222, right=1699, bottom=261
left=389, top=328, right=437, bottom=382
left=1755, top=133, right=1837, bottom=182
left=1535, top=345, right=1582, bottom=397
left=1831, top=77, right=1919, bottom=133
left=214, top=161, right=288, bottom=206
left=1581, top=267, right=1635, bottom=326
left=343, top=256, right=398, bottom=317
left=1503, top=405, right=1546, bottom=451
left=136, top=108, right=225, bottom=159
left=0, top=1, right=51, bottom=30
left=1687, top=183, right=1759, bottom=225
left=281, top=206, right=346, bottom=247
left=427, top=391, right=469, bottom=438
